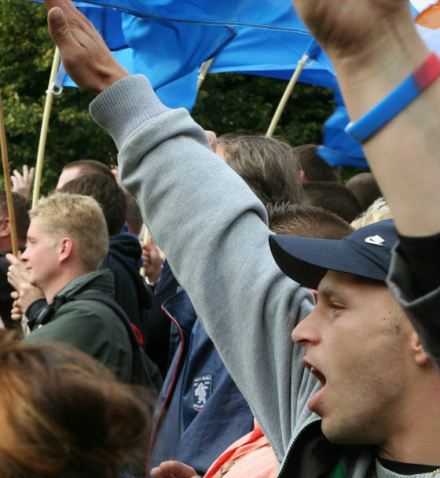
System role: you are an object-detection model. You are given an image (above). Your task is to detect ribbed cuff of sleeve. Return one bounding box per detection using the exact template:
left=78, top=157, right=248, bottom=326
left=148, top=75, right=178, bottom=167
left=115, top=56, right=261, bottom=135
left=89, top=75, right=170, bottom=150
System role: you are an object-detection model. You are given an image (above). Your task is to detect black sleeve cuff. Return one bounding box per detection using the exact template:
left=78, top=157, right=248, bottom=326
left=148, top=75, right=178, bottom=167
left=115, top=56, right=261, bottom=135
left=397, top=231, right=440, bottom=296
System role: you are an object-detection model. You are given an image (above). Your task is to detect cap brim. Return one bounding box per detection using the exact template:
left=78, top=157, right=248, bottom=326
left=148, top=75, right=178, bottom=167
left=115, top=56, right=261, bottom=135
left=269, top=234, right=387, bottom=289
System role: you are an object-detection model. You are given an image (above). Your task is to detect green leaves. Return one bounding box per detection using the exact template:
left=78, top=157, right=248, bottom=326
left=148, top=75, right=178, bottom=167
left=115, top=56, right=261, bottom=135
left=0, top=2, right=116, bottom=193
left=193, top=73, right=334, bottom=145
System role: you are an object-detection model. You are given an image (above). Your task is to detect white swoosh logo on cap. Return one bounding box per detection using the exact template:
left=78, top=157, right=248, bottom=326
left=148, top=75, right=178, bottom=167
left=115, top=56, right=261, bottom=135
left=365, top=235, right=385, bottom=247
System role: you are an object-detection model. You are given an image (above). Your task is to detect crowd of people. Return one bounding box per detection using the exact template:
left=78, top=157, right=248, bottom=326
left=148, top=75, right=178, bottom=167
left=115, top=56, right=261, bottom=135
left=1, top=0, right=439, bottom=477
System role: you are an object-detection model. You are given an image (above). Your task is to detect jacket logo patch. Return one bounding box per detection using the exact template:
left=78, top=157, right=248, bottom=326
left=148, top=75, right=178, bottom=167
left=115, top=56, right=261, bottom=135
left=365, top=235, right=385, bottom=247
left=193, top=375, right=213, bottom=412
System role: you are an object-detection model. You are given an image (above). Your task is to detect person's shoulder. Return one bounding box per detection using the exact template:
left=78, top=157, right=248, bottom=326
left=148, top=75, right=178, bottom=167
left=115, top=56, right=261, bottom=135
left=27, top=299, right=128, bottom=344
left=57, top=297, right=121, bottom=325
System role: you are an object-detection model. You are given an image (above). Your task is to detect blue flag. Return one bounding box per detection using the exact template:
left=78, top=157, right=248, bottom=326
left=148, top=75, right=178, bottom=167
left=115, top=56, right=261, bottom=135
left=37, top=0, right=311, bottom=30
left=31, top=0, right=369, bottom=167
left=211, top=29, right=336, bottom=89
left=317, top=89, right=369, bottom=169
left=209, top=2, right=336, bottom=89
left=49, top=4, right=235, bottom=110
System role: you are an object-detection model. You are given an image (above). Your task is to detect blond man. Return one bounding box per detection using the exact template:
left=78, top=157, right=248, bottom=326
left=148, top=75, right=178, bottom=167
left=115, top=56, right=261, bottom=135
left=21, top=193, right=132, bottom=382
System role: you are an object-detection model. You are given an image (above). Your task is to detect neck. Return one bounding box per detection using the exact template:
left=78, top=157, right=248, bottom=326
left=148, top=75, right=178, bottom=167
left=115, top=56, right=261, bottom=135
left=44, top=266, right=93, bottom=304
left=378, top=379, right=440, bottom=466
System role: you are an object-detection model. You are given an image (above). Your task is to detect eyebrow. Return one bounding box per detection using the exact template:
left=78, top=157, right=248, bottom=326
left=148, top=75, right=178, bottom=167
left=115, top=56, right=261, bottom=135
left=317, top=284, right=348, bottom=301
left=317, top=286, right=334, bottom=299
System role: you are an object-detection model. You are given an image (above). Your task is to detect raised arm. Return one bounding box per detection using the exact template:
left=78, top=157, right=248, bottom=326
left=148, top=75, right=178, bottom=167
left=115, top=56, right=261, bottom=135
left=293, top=0, right=440, bottom=367
left=293, top=0, right=439, bottom=236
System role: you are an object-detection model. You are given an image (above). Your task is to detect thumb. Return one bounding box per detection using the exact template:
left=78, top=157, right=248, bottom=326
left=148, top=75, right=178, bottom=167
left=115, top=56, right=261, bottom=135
left=47, top=7, right=73, bottom=46
left=147, top=234, right=156, bottom=248
left=5, top=253, right=17, bottom=264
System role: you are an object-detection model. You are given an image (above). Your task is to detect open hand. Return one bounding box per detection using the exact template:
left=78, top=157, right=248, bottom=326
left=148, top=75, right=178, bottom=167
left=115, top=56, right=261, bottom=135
left=6, top=253, right=28, bottom=291
left=42, top=0, right=129, bottom=93
left=11, top=165, right=35, bottom=199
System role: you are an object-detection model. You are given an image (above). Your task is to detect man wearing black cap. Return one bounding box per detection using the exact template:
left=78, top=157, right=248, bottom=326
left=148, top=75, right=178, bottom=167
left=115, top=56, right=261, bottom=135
left=269, top=219, right=440, bottom=476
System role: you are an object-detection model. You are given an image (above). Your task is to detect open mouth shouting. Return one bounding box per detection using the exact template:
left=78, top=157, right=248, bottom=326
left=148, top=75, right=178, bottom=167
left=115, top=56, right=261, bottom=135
left=303, top=359, right=327, bottom=412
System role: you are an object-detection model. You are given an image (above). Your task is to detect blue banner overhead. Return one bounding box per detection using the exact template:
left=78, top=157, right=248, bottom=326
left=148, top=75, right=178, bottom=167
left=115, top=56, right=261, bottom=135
left=50, top=4, right=235, bottom=110
left=318, top=89, right=369, bottom=169
left=211, top=29, right=336, bottom=89
left=35, top=0, right=310, bottom=30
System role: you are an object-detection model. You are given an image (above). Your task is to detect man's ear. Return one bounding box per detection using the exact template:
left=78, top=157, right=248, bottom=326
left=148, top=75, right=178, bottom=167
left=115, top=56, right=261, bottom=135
left=59, top=237, right=74, bottom=263
left=0, top=217, right=11, bottom=237
left=410, top=331, right=431, bottom=366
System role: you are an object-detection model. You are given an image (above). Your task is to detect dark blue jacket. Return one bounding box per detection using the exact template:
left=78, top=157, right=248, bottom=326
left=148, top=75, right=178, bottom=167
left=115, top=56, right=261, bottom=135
left=101, top=232, right=152, bottom=345
left=144, top=260, right=179, bottom=379
left=148, top=288, right=254, bottom=476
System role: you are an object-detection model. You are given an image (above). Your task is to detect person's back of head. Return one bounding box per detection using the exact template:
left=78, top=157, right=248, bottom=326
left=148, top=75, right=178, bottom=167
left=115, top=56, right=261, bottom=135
left=57, top=160, right=115, bottom=190
left=351, top=197, right=392, bottom=229
left=346, top=172, right=382, bottom=211
left=267, top=203, right=354, bottom=240
left=0, top=190, right=30, bottom=248
left=294, top=144, right=340, bottom=183
left=0, top=330, right=151, bottom=478
left=60, top=174, right=127, bottom=236
left=303, top=181, right=363, bottom=223
left=124, top=190, right=143, bottom=237
left=217, top=134, right=304, bottom=205
left=31, top=193, right=108, bottom=272
left=62, top=159, right=115, bottom=179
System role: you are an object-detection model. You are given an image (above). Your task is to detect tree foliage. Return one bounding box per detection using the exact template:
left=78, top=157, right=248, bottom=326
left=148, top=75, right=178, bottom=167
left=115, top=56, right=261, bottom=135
left=0, top=1, right=116, bottom=192
left=192, top=73, right=334, bottom=146
left=1, top=1, right=353, bottom=193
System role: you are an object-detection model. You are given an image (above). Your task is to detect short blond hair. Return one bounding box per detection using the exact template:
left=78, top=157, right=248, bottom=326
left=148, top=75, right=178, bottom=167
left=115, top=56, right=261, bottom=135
left=351, top=197, right=392, bottom=229
left=31, top=193, right=108, bottom=271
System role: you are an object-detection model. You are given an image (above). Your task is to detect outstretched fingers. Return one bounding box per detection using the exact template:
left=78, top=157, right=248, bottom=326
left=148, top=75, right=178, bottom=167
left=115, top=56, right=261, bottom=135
left=41, top=0, right=129, bottom=93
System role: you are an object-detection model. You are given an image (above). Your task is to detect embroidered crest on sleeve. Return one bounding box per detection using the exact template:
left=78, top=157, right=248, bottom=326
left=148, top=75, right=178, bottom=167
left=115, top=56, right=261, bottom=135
left=193, top=375, right=213, bottom=411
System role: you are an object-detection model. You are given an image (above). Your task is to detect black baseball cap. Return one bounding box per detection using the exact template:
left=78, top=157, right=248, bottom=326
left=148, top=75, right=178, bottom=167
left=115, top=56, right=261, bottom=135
left=269, top=219, right=398, bottom=289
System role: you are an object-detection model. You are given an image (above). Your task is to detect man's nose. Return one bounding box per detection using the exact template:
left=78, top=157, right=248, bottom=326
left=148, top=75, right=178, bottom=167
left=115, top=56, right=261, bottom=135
left=291, top=309, right=320, bottom=346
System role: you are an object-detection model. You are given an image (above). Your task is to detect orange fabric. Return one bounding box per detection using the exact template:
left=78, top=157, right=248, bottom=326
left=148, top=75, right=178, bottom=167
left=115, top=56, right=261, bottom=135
left=416, top=2, right=440, bottom=30
left=204, top=421, right=278, bottom=478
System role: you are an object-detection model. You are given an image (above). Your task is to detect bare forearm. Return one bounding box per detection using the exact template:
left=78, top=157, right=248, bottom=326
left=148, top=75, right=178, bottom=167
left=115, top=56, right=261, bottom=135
left=334, top=28, right=439, bottom=236
left=292, top=0, right=440, bottom=237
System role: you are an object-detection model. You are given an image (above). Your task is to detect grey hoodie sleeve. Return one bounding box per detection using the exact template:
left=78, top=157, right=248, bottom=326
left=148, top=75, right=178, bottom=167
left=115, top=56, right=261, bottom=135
left=90, top=75, right=317, bottom=460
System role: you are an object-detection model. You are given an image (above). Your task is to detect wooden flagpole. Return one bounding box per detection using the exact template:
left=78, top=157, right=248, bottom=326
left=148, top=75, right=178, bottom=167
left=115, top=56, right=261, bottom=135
left=266, top=52, right=309, bottom=138
left=32, top=47, right=61, bottom=208
left=0, top=92, right=19, bottom=257
left=197, top=58, right=215, bottom=90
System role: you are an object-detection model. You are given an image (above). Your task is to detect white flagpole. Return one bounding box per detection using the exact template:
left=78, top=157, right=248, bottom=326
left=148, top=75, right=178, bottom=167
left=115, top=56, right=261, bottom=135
left=266, top=52, right=309, bottom=138
left=197, top=58, right=215, bottom=90
left=32, top=47, right=61, bottom=208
